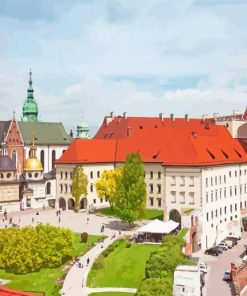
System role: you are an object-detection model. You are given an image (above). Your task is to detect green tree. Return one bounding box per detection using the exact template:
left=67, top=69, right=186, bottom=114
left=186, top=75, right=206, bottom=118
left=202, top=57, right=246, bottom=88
left=137, top=277, right=173, bottom=296
left=115, top=152, right=147, bottom=226
left=71, top=166, right=88, bottom=212
left=95, top=168, right=122, bottom=209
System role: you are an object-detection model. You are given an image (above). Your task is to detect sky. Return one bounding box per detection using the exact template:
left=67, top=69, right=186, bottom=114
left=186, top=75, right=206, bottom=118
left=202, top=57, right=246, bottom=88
left=0, top=0, right=247, bottom=134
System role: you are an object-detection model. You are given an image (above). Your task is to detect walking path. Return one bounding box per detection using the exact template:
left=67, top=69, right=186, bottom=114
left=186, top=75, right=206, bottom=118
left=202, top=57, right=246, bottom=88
left=86, top=287, right=137, bottom=294
left=61, top=233, right=122, bottom=296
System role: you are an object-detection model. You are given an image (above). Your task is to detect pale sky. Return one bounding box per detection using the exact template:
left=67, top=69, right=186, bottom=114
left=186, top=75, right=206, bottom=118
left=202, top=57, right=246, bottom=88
left=0, top=0, right=247, bottom=133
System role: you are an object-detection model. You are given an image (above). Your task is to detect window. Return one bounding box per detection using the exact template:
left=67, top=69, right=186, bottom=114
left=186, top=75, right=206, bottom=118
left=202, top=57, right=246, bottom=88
left=206, top=178, right=208, bottom=187
left=224, top=175, right=226, bottom=183
left=93, top=199, right=96, bottom=204
left=211, top=192, right=213, bottom=202
left=235, top=170, right=237, bottom=177
left=157, top=184, right=161, bottom=194
left=206, top=193, right=209, bottom=203
left=90, top=171, right=93, bottom=179
left=219, top=189, right=222, bottom=199
left=65, top=172, right=68, bottom=179
left=149, top=197, right=154, bottom=206
left=189, top=192, right=195, bottom=204
left=215, top=209, right=218, bottom=218
left=215, top=190, right=217, bottom=201
left=70, top=185, right=72, bottom=193
left=34, top=172, right=39, bottom=178
left=28, top=172, right=32, bottom=178
left=7, top=172, right=11, bottom=178
left=171, top=191, right=176, bottom=203
left=206, top=212, right=209, bottom=221
left=235, top=203, right=237, bottom=211
left=215, top=176, right=217, bottom=185
left=235, top=186, right=237, bottom=196
left=149, top=184, right=153, bottom=194
left=97, top=171, right=100, bottom=178
left=230, top=205, right=232, bottom=213
left=52, top=150, right=56, bottom=169
left=158, top=171, right=161, bottom=179
left=189, top=176, right=194, bottom=186
left=90, top=184, right=93, bottom=192
left=150, top=171, right=153, bottom=179
left=211, top=211, right=213, bottom=219
left=224, top=206, right=227, bottom=214
left=60, top=171, right=63, bottom=179
left=12, top=150, right=17, bottom=167
left=60, top=184, right=63, bottom=193
left=65, top=184, right=68, bottom=193
left=220, top=208, right=222, bottom=216
left=180, top=176, right=185, bottom=186
left=40, top=150, right=44, bottom=169
left=180, top=192, right=185, bottom=204
left=230, top=187, right=232, bottom=197
left=224, top=188, right=226, bottom=198
left=219, top=176, right=222, bottom=184
left=70, top=172, right=73, bottom=179
left=229, top=171, right=232, bottom=178
left=240, top=185, right=242, bottom=195
left=157, top=198, right=162, bottom=207
left=171, top=176, right=176, bottom=186
left=211, top=177, right=213, bottom=186
left=100, top=198, right=103, bottom=203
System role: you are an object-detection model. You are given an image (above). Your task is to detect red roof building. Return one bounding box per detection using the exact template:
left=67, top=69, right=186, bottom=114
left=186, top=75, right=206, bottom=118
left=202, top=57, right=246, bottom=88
left=0, top=286, right=33, bottom=296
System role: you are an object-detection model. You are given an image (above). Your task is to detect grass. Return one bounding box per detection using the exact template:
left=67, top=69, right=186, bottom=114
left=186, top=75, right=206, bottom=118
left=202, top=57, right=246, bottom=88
left=99, top=208, right=164, bottom=221
left=0, top=233, right=100, bottom=296
left=177, top=228, right=189, bottom=239
left=87, top=240, right=159, bottom=288
left=89, top=293, right=135, bottom=296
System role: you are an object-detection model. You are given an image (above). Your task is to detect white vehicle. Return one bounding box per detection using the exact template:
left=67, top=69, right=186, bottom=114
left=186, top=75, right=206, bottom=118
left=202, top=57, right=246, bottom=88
left=199, top=262, right=207, bottom=274
left=242, top=255, right=247, bottom=263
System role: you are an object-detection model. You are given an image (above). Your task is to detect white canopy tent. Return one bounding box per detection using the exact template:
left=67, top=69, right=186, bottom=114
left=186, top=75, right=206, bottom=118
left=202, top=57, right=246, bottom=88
left=137, top=219, right=179, bottom=234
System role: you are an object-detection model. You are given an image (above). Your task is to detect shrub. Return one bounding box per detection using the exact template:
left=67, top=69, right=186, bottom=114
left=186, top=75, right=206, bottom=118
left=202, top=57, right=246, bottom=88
left=81, top=232, right=88, bottom=243
left=126, top=242, right=131, bottom=248
left=137, top=277, right=173, bottom=296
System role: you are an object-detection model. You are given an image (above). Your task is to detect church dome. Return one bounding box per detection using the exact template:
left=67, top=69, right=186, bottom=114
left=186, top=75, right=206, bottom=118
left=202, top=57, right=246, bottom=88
left=24, top=158, right=43, bottom=171
left=22, top=100, right=38, bottom=114
left=23, top=136, right=43, bottom=171
left=0, top=155, right=16, bottom=171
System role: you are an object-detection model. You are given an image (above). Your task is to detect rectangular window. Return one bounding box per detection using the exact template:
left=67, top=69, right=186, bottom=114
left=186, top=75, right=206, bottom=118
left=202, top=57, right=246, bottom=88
left=224, top=206, right=227, bottom=214
left=189, top=176, right=194, bottom=186
left=211, top=177, right=213, bottom=186
left=157, top=198, right=162, bottom=207
left=215, top=209, right=218, bottom=218
left=230, top=205, right=232, bottom=213
left=65, top=172, right=68, bottom=179
left=149, top=184, right=153, bottom=194
left=171, top=191, right=176, bottom=203
left=157, top=184, right=161, bottom=194
left=90, top=184, right=93, bottom=192
left=60, top=171, right=63, bottom=179
left=215, top=176, right=217, bottom=185
left=171, top=176, right=176, bottom=186
left=219, top=176, right=222, bottom=184
left=224, top=188, right=226, bottom=198
left=235, top=203, right=237, bottom=211
left=206, top=212, right=209, bottom=221
left=100, top=198, right=103, bottom=203
left=219, top=189, right=222, bottom=199
left=189, top=192, right=195, bottom=204
left=240, top=185, right=242, bottom=195
left=65, top=184, right=68, bottom=193
left=158, top=171, right=161, bottom=179
left=90, top=171, right=93, bottom=179
left=220, top=208, right=222, bottom=216
left=149, top=197, right=154, bottom=206
left=211, top=211, right=213, bottom=219
left=235, top=170, right=237, bottom=177
left=211, top=192, right=213, bottom=202
left=180, top=176, right=185, bottom=186
left=93, top=199, right=96, bottom=204
left=206, top=193, right=209, bottom=203
left=235, top=186, right=237, bottom=196
left=224, top=175, right=226, bottom=183
left=60, top=184, right=63, bottom=193
left=206, top=178, right=208, bottom=187
left=230, top=187, right=232, bottom=197
left=150, top=171, right=153, bottom=179
left=180, top=192, right=185, bottom=204
left=229, top=171, right=231, bottom=178
left=97, top=171, right=100, bottom=178
left=70, top=185, right=72, bottom=193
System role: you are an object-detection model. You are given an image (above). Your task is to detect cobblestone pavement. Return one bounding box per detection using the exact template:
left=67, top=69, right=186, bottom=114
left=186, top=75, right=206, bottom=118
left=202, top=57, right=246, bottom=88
left=201, top=232, right=247, bottom=296
left=0, top=207, right=147, bottom=236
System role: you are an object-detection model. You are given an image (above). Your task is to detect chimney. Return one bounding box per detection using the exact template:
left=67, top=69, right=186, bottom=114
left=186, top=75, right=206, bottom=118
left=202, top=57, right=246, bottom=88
left=69, top=130, right=73, bottom=138
left=127, top=127, right=132, bottom=138
left=110, top=111, right=114, bottom=118
left=185, top=114, right=189, bottom=122
left=123, top=112, right=127, bottom=119
left=205, top=122, right=211, bottom=129
left=159, top=113, right=163, bottom=121
left=170, top=113, right=175, bottom=121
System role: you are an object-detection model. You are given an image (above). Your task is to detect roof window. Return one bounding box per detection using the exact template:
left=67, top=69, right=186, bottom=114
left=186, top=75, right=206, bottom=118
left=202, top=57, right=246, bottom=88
left=139, top=125, right=143, bottom=129
left=234, top=149, right=242, bottom=158
left=207, top=149, right=215, bottom=159
left=152, top=151, right=160, bottom=159
left=221, top=149, right=228, bottom=159
left=192, top=131, right=197, bottom=138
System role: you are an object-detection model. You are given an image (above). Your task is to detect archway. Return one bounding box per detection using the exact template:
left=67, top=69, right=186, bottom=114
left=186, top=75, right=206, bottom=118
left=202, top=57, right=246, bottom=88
left=169, top=209, right=181, bottom=229
left=68, top=198, right=75, bottom=210
left=46, top=182, right=51, bottom=195
left=80, top=198, right=87, bottom=210
left=59, top=197, right=66, bottom=210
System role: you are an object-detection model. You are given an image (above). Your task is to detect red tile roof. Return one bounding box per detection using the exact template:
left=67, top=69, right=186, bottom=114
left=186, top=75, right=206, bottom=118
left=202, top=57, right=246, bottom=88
left=57, top=120, right=247, bottom=166
left=0, top=286, right=33, bottom=296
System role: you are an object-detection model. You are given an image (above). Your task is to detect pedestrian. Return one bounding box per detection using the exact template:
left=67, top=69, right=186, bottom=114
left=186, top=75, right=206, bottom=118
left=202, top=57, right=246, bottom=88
left=9, top=217, right=12, bottom=224
left=82, top=277, right=84, bottom=287
left=59, top=209, right=61, bottom=216
left=101, top=243, right=104, bottom=249
left=43, top=204, right=45, bottom=211
left=119, top=230, right=121, bottom=235
left=18, top=218, right=21, bottom=226
left=56, top=210, right=58, bottom=216
left=32, top=217, right=34, bottom=224
left=4, top=209, right=7, bottom=219
left=58, top=216, right=61, bottom=223
left=87, top=217, right=89, bottom=224
left=86, top=257, right=90, bottom=266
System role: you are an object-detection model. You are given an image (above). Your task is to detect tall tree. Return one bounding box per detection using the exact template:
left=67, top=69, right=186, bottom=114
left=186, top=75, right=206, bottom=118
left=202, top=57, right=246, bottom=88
left=115, top=152, right=147, bottom=226
left=71, top=166, right=88, bottom=212
left=95, top=168, right=122, bottom=210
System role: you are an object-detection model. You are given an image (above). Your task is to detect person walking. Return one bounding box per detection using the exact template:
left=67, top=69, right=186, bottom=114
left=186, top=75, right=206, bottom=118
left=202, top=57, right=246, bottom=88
left=86, top=257, right=90, bottom=266
left=87, top=217, right=89, bottom=224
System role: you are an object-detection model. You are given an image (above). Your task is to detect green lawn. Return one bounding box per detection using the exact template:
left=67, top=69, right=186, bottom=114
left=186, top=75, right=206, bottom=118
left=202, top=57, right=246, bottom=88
left=87, top=240, right=159, bottom=288
left=99, top=208, right=164, bottom=221
left=89, top=293, right=135, bottom=296
left=0, top=233, right=100, bottom=296
left=177, top=228, right=189, bottom=239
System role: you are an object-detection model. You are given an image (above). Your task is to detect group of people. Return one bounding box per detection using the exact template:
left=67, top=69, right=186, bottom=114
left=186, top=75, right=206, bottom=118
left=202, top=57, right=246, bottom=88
left=56, top=209, right=62, bottom=223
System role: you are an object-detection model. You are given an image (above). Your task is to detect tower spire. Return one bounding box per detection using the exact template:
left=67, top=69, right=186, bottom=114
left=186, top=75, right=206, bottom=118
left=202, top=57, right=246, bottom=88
left=29, top=68, right=32, bottom=87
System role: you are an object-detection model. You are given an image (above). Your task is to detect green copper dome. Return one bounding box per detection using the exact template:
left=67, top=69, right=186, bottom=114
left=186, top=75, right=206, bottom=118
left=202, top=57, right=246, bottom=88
left=22, top=69, right=39, bottom=122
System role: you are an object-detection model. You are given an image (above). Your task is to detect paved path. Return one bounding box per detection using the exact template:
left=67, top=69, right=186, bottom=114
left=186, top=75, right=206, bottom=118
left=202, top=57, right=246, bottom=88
left=86, top=287, right=137, bottom=294
left=61, top=233, right=122, bottom=296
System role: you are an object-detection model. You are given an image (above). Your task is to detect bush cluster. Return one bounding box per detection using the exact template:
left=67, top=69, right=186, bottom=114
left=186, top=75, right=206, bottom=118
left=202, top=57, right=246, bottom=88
left=137, top=235, right=190, bottom=296
left=0, top=224, right=73, bottom=274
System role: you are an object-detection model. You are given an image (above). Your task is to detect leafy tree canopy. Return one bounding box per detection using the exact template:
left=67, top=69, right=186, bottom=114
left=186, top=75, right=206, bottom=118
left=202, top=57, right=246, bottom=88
left=72, top=166, right=88, bottom=212
left=95, top=168, right=122, bottom=209
left=137, top=277, right=173, bottom=296
left=115, top=153, right=147, bottom=226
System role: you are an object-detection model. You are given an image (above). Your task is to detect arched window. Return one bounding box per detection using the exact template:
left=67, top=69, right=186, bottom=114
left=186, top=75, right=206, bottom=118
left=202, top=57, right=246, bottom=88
left=12, top=150, right=17, bottom=168
left=46, top=182, right=51, bottom=195
left=52, top=150, right=56, bottom=169
left=40, top=150, right=45, bottom=169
